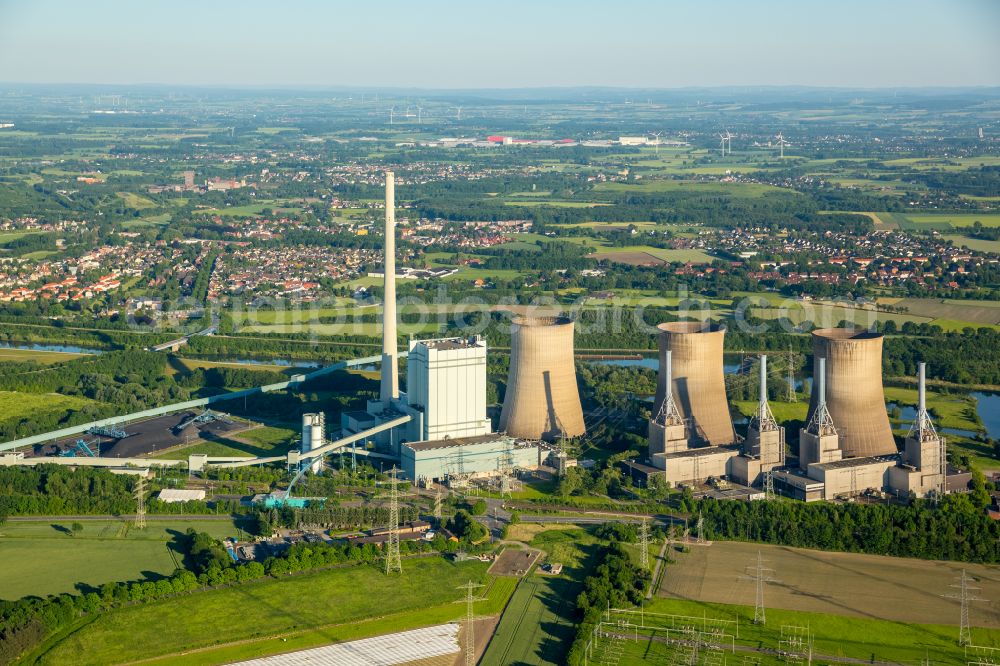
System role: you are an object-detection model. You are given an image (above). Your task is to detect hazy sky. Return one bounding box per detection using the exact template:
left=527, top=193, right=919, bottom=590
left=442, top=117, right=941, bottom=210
left=0, top=0, right=997, bottom=88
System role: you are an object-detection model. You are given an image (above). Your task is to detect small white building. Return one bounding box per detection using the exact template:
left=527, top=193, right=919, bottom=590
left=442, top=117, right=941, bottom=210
left=157, top=488, right=206, bottom=503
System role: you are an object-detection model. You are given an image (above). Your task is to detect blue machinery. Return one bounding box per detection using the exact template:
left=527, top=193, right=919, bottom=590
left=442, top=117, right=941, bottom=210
left=87, top=424, right=130, bottom=439
left=60, top=439, right=99, bottom=457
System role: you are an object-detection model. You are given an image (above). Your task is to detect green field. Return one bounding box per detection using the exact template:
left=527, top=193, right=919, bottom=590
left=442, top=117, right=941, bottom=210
left=0, top=348, right=90, bottom=364
left=480, top=578, right=575, bottom=666
left=115, top=191, right=157, bottom=209
left=154, top=424, right=296, bottom=459
left=590, top=245, right=715, bottom=264
left=896, top=213, right=1000, bottom=230
left=482, top=526, right=601, bottom=666
left=0, top=519, right=240, bottom=599
left=137, top=567, right=515, bottom=666
left=886, top=297, right=1000, bottom=327
left=194, top=201, right=280, bottom=217
left=0, top=390, right=103, bottom=423
left=594, top=598, right=1000, bottom=665
left=642, top=540, right=1000, bottom=663
left=38, top=557, right=492, bottom=665
left=594, top=179, right=795, bottom=198
left=944, top=233, right=1000, bottom=254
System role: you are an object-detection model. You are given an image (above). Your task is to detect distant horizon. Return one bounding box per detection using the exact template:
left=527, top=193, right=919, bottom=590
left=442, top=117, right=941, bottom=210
left=1, top=0, right=997, bottom=89
left=3, top=82, right=1000, bottom=92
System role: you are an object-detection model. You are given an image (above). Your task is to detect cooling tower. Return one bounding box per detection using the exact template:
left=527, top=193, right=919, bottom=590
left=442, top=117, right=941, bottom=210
left=806, top=328, right=896, bottom=458
left=651, top=322, right=735, bottom=446
left=499, top=316, right=585, bottom=441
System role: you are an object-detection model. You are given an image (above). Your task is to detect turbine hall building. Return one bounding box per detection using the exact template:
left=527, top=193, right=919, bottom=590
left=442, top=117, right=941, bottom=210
left=400, top=434, right=543, bottom=486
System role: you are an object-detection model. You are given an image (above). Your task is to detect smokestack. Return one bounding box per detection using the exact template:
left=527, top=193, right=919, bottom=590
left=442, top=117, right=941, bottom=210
left=499, top=316, right=585, bottom=441
left=918, top=362, right=926, bottom=415
left=807, top=328, right=895, bottom=457
left=652, top=322, right=735, bottom=446
left=804, top=356, right=836, bottom=437
left=817, top=357, right=826, bottom=406
left=380, top=171, right=399, bottom=404
left=665, top=350, right=673, bottom=402
left=759, top=355, right=768, bottom=410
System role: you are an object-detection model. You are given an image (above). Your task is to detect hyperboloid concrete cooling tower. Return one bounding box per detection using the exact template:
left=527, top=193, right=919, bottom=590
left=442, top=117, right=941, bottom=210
left=499, top=316, right=585, bottom=441
left=651, top=322, right=735, bottom=446
left=807, top=327, right=896, bottom=458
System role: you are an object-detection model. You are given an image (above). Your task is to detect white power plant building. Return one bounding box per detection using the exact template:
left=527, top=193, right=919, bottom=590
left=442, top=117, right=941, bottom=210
left=301, top=413, right=325, bottom=473
left=406, top=336, right=491, bottom=441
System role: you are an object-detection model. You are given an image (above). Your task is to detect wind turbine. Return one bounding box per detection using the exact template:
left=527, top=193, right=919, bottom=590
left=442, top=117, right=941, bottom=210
left=417, top=106, right=423, bottom=123
left=724, top=130, right=733, bottom=155
left=775, top=132, right=787, bottom=158
left=719, top=133, right=727, bottom=156
left=651, top=131, right=663, bottom=155
left=389, top=106, right=395, bottom=125
left=455, top=106, right=462, bottom=121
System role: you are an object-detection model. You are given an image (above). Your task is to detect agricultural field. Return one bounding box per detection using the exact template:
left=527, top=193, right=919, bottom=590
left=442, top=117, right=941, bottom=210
left=592, top=597, right=1000, bottom=665
left=894, top=213, right=1000, bottom=230
left=481, top=526, right=602, bottom=666
left=885, top=297, right=1000, bottom=327
left=590, top=246, right=715, bottom=265
left=945, top=233, right=1000, bottom=254
left=0, top=519, right=240, bottom=599
left=0, top=390, right=104, bottom=424
left=593, top=179, right=794, bottom=198
left=37, top=557, right=493, bottom=666
left=658, top=541, right=1000, bottom=629
left=115, top=191, right=157, bottom=209
left=0, top=347, right=90, bottom=363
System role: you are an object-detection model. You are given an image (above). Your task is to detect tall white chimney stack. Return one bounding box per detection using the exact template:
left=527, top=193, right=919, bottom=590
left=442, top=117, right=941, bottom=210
left=380, top=171, right=399, bottom=404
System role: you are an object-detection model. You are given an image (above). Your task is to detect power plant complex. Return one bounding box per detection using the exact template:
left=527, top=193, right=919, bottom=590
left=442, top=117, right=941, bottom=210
left=644, top=322, right=948, bottom=502
left=326, top=172, right=950, bottom=501
left=0, top=171, right=960, bottom=509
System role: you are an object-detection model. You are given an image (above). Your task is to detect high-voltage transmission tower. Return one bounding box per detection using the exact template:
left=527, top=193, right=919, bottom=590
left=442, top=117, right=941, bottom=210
left=764, top=471, right=776, bottom=501
left=385, top=467, right=402, bottom=575
left=638, top=520, right=650, bottom=569
left=133, top=477, right=147, bottom=529
left=696, top=511, right=705, bottom=544
left=945, top=569, right=985, bottom=646
left=456, top=580, right=484, bottom=666
left=434, top=486, right=442, bottom=520
left=741, top=551, right=778, bottom=624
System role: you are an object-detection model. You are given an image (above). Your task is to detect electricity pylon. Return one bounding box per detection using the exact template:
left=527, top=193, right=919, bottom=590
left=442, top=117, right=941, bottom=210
left=434, top=486, right=442, bottom=520
left=134, top=476, right=147, bottom=529
left=741, top=551, right=778, bottom=624
left=945, top=569, right=985, bottom=646
left=385, top=467, right=402, bottom=574
left=456, top=580, right=485, bottom=666
left=638, top=520, right=650, bottom=569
